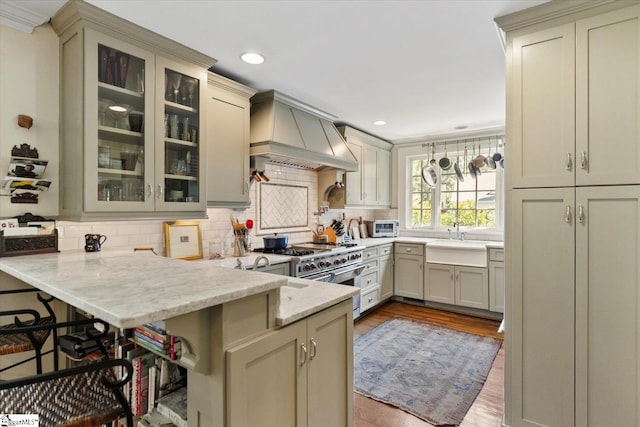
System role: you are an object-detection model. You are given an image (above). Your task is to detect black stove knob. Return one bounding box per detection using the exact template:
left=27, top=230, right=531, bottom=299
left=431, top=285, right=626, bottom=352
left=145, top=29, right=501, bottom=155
left=341, top=257, right=347, bottom=264
left=309, top=263, right=317, bottom=270
left=334, top=259, right=340, bottom=265
left=304, top=264, right=312, bottom=271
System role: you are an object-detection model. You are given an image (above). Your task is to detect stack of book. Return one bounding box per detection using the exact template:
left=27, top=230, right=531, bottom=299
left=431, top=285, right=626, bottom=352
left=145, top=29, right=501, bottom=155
left=132, top=321, right=181, bottom=360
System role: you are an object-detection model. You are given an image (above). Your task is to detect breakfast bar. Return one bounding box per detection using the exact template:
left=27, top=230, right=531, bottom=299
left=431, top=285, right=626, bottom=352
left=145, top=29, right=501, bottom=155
left=0, top=249, right=357, bottom=426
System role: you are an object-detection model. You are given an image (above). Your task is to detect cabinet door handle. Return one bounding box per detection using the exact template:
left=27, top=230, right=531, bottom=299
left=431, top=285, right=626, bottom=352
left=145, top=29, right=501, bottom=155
left=146, top=183, right=153, bottom=199
left=565, top=205, right=572, bottom=223
left=300, top=343, right=308, bottom=366
left=245, top=181, right=250, bottom=193
left=580, top=151, right=588, bottom=170
left=309, top=338, right=317, bottom=360
left=367, top=279, right=372, bottom=284
left=566, top=153, right=573, bottom=171
left=578, top=205, right=585, bottom=224
left=368, top=297, right=374, bottom=303
left=157, top=184, right=164, bottom=199
left=405, top=248, right=412, bottom=253
left=451, top=274, right=454, bottom=281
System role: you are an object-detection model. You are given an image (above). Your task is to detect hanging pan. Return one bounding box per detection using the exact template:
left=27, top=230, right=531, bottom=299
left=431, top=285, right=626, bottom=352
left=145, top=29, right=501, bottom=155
left=421, top=143, right=437, bottom=187
left=486, top=140, right=496, bottom=169
left=439, top=142, right=452, bottom=170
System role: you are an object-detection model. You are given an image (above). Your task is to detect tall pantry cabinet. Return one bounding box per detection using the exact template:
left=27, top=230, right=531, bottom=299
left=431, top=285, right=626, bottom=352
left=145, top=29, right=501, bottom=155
left=497, top=2, right=640, bottom=427
left=51, top=0, right=214, bottom=220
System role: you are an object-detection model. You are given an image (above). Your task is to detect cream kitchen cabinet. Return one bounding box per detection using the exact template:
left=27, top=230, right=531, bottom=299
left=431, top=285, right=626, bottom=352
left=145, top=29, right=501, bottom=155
left=510, top=188, right=576, bottom=427
left=488, top=248, right=505, bottom=313
left=338, top=126, right=392, bottom=207
left=499, top=4, right=640, bottom=426
left=378, top=244, right=394, bottom=300
left=360, top=246, right=380, bottom=312
left=206, top=73, right=256, bottom=208
left=52, top=1, right=213, bottom=220
left=424, top=263, right=489, bottom=310
left=393, top=243, right=424, bottom=299
left=359, top=244, right=393, bottom=313
left=510, top=186, right=640, bottom=427
left=226, top=299, right=353, bottom=427
left=508, top=5, right=640, bottom=189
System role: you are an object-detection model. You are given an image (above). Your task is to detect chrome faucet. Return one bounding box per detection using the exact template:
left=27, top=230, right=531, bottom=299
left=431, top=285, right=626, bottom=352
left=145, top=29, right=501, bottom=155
left=448, top=222, right=465, bottom=241
left=252, top=255, right=270, bottom=270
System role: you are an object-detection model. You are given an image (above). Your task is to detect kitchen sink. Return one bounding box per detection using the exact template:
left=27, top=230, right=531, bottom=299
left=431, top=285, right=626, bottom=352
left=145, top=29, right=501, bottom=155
left=425, top=240, right=488, bottom=267
left=283, top=281, right=309, bottom=289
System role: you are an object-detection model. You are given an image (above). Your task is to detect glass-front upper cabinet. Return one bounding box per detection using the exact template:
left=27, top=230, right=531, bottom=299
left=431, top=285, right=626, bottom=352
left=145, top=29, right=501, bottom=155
left=54, top=3, right=213, bottom=220
left=82, top=30, right=206, bottom=214
left=85, top=30, right=155, bottom=212
left=156, top=57, right=205, bottom=210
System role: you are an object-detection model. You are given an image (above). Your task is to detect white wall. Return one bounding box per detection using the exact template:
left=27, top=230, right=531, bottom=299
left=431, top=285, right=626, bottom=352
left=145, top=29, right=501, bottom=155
left=0, top=24, right=59, bottom=217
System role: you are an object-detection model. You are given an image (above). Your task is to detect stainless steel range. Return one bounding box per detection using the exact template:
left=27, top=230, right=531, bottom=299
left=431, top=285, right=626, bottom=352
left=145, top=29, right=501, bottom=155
left=290, top=244, right=365, bottom=318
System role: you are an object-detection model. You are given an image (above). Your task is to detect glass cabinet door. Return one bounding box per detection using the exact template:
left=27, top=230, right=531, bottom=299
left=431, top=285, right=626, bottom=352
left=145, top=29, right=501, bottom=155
left=156, top=58, right=205, bottom=211
left=85, top=29, right=155, bottom=212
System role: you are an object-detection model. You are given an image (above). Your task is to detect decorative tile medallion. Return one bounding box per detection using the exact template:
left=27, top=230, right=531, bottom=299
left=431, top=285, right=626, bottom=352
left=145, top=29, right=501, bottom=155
left=259, top=183, right=308, bottom=229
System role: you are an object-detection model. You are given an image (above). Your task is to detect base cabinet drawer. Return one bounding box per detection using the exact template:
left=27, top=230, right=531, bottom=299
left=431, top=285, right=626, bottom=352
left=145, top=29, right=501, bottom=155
left=360, top=270, right=378, bottom=291
left=360, top=286, right=381, bottom=312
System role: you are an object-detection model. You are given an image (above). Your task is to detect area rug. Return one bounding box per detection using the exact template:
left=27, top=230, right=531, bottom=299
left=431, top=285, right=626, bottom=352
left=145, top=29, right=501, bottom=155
left=354, top=318, right=502, bottom=426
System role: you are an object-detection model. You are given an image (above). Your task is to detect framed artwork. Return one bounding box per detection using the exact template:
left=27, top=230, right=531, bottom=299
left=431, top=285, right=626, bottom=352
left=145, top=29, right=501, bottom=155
left=163, top=221, right=203, bottom=260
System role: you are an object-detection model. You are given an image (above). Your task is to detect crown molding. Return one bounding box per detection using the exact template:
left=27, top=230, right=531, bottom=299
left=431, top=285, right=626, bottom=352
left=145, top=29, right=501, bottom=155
left=495, top=0, right=634, bottom=32
left=51, top=0, right=216, bottom=69
left=0, top=1, right=51, bottom=33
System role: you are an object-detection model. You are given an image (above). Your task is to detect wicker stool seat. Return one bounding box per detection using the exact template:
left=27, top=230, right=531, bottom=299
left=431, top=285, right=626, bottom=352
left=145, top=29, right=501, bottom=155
left=0, top=290, right=58, bottom=374
left=0, top=358, right=133, bottom=427
left=0, top=315, right=55, bottom=355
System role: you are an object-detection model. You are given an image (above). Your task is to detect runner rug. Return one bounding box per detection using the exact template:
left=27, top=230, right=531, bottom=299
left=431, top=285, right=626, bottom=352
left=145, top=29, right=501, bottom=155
left=354, top=318, right=502, bottom=426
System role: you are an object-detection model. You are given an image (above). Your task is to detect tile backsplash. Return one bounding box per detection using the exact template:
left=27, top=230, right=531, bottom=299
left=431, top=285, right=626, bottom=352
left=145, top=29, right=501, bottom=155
left=52, top=163, right=397, bottom=258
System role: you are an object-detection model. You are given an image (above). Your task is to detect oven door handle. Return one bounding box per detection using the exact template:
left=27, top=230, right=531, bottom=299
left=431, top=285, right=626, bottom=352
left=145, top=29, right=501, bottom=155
left=334, top=264, right=366, bottom=277
left=313, top=273, right=334, bottom=282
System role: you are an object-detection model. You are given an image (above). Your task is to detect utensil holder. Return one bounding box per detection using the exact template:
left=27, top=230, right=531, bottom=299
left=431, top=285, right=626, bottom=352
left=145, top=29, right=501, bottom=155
left=233, top=235, right=247, bottom=257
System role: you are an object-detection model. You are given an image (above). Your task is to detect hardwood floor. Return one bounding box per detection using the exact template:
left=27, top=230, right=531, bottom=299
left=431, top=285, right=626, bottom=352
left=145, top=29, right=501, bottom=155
left=354, top=301, right=505, bottom=427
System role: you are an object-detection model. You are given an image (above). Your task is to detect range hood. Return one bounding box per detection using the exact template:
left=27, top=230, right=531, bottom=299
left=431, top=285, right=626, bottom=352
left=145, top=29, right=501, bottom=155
left=250, top=90, right=359, bottom=171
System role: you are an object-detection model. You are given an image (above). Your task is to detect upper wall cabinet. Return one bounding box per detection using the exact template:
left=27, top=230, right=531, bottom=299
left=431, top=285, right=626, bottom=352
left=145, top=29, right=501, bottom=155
left=337, top=126, right=393, bottom=207
left=51, top=0, right=215, bottom=220
left=509, top=5, right=640, bottom=188
left=206, top=73, right=256, bottom=208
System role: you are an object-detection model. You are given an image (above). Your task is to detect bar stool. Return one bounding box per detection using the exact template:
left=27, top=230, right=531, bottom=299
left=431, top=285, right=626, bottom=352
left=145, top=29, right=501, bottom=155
left=0, top=355, right=133, bottom=426
left=0, top=289, right=58, bottom=374
left=0, top=317, right=133, bottom=426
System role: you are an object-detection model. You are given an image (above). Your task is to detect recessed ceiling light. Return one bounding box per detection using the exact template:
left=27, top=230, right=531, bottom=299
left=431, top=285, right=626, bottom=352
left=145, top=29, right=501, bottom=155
left=373, top=120, right=387, bottom=126
left=454, top=125, right=468, bottom=130
left=240, top=52, right=265, bottom=65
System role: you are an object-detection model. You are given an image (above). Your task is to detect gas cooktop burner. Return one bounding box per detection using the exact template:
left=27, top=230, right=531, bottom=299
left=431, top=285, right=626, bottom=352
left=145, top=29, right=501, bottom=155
left=252, top=248, right=316, bottom=256
left=302, top=242, right=359, bottom=247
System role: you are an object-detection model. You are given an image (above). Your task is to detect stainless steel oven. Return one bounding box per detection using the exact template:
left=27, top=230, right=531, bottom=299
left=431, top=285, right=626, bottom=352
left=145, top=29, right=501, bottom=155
left=290, top=246, right=365, bottom=319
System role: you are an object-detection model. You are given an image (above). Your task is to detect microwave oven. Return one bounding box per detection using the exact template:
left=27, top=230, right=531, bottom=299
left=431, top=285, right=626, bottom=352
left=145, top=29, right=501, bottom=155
left=365, top=220, right=399, bottom=238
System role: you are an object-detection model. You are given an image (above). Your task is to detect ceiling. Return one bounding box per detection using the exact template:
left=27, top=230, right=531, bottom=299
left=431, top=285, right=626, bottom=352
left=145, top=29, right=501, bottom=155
left=1, top=0, right=549, bottom=143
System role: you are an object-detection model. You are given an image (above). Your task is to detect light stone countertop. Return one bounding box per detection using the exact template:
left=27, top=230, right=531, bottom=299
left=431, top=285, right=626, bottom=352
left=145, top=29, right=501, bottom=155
left=0, top=249, right=287, bottom=329
left=277, top=279, right=359, bottom=326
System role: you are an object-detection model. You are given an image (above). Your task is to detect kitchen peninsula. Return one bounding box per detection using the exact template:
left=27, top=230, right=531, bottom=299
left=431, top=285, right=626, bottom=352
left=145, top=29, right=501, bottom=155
left=0, top=249, right=357, bottom=427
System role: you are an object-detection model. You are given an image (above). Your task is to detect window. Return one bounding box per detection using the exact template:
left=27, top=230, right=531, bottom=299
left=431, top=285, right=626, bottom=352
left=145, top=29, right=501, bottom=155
left=409, top=148, right=502, bottom=230
left=411, top=159, right=433, bottom=226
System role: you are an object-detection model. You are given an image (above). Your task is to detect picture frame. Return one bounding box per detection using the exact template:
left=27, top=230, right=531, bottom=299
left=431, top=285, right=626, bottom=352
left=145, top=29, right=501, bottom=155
left=163, top=221, right=203, bottom=260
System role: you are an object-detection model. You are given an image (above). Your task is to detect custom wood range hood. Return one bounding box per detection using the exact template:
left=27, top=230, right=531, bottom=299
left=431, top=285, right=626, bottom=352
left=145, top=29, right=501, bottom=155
left=249, top=90, right=359, bottom=171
